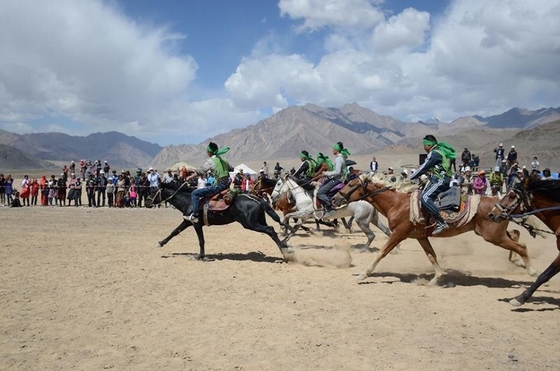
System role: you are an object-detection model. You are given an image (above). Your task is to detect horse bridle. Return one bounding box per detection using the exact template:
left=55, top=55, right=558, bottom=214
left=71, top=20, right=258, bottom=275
left=492, top=186, right=531, bottom=220
left=337, top=176, right=392, bottom=204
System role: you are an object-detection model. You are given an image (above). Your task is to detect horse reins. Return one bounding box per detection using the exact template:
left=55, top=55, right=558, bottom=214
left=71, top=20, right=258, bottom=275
left=147, top=181, right=189, bottom=205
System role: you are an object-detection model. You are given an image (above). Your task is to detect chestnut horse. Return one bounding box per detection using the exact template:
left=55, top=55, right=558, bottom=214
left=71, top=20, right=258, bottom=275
left=332, top=174, right=536, bottom=284
left=489, top=178, right=560, bottom=306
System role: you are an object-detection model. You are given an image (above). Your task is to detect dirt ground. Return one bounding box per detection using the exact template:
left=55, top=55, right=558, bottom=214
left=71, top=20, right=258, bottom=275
left=1, top=203, right=559, bottom=370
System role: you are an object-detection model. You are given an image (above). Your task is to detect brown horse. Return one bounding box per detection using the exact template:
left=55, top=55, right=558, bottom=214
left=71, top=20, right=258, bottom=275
left=489, top=177, right=560, bottom=306
left=331, top=174, right=536, bottom=283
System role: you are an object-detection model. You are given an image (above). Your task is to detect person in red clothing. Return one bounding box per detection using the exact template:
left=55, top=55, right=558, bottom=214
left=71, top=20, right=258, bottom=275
left=30, top=178, right=40, bottom=206
left=241, top=173, right=255, bottom=193
left=40, top=175, right=48, bottom=205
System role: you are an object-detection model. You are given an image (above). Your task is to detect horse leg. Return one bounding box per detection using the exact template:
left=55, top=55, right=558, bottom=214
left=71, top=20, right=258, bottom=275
left=372, top=210, right=392, bottom=237
left=157, top=220, right=192, bottom=247
left=416, top=237, right=444, bottom=285
left=192, top=224, right=206, bottom=260
left=355, top=217, right=376, bottom=250
left=478, top=224, right=537, bottom=276
left=357, top=230, right=406, bottom=281
left=511, top=251, right=560, bottom=306
left=340, top=217, right=352, bottom=233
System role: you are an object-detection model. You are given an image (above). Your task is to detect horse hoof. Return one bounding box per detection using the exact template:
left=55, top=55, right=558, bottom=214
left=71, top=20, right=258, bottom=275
left=156, top=241, right=164, bottom=248
left=528, top=267, right=539, bottom=277
left=356, top=273, right=367, bottom=281
left=509, top=298, right=523, bottom=307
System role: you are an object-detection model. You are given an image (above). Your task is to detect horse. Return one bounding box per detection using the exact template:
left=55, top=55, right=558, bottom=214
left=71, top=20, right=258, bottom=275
left=331, top=173, right=536, bottom=284
left=270, top=175, right=393, bottom=248
left=489, top=177, right=560, bottom=306
left=146, top=181, right=293, bottom=260
left=252, top=175, right=342, bottom=233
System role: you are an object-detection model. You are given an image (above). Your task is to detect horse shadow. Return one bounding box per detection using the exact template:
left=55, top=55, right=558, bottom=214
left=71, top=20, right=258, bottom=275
left=357, top=269, right=536, bottom=289
left=161, top=251, right=282, bottom=263
left=498, top=295, right=560, bottom=311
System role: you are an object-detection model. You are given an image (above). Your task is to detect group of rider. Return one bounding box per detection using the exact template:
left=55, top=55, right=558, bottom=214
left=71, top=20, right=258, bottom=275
left=184, top=135, right=457, bottom=235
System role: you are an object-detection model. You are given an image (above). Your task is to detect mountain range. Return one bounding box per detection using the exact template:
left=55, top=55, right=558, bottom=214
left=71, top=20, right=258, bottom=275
left=0, top=105, right=559, bottom=171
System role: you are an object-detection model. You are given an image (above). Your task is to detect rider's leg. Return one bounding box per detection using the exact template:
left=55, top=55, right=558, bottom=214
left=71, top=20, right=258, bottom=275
left=420, top=177, right=449, bottom=233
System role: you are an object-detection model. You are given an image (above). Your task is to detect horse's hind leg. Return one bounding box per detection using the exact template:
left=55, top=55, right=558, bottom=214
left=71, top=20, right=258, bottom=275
left=356, top=218, right=375, bottom=250
left=417, top=237, right=444, bottom=285
left=158, top=220, right=191, bottom=247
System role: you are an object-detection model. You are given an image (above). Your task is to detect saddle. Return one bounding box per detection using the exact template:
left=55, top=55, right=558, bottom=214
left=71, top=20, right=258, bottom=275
left=410, top=188, right=480, bottom=228
left=313, top=182, right=345, bottom=209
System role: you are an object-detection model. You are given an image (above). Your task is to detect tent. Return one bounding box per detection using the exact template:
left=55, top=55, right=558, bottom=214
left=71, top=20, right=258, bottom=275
left=169, top=161, right=196, bottom=172
left=230, top=163, right=258, bottom=180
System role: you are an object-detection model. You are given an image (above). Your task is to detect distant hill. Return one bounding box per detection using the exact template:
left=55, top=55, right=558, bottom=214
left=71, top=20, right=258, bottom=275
left=0, top=143, right=55, bottom=170
left=474, top=107, right=560, bottom=129
left=0, top=131, right=162, bottom=168
left=150, top=104, right=560, bottom=169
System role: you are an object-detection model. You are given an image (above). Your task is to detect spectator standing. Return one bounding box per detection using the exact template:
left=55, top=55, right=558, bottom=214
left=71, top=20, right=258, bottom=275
left=20, top=175, right=30, bottom=206
left=370, top=156, right=379, bottom=174
left=273, top=162, right=283, bottom=179
left=69, top=160, right=75, bottom=175
left=115, top=174, right=126, bottom=207
left=489, top=168, right=504, bottom=197
left=147, top=167, right=160, bottom=194
left=531, top=156, right=540, bottom=171
left=232, top=170, right=244, bottom=190
left=494, top=143, right=505, bottom=168
left=86, top=173, right=97, bottom=207
left=461, top=148, right=471, bottom=167
left=5, top=174, right=14, bottom=206
left=68, top=175, right=82, bottom=207
left=506, top=162, right=520, bottom=191
left=47, top=175, right=57, bottom=206
left=542, top=168, right=553, bottom=180
left=30, top=178, right=39, bottom=206
left=103, top=161, right=110, bottom=174
left=261, top=161, right=269, bottom=178
left=40, top=175, right=48, bottom=206
left=96, top=171, right=107, bottom=207
left=0, top=174, right=5, bottom=206
left=128, top=178, right=137, bottom=207
left=241, top=173, right=254, bottom=193
left=106, top=173, right=115, bottom=207
left=57, top=173, right=67, bottom=206
left=507, top=146, right=518, bottom=167
left=163, top=169, right=174, bottom=183
left=136, top=172, right=149, bottom=207
left=472, top=170, right=488, bottom=195
left=460, top=167, right=473, bottom=195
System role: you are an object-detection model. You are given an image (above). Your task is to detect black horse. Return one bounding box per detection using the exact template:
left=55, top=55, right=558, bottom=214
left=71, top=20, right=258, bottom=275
left=147, top=181, right=293, bottom=260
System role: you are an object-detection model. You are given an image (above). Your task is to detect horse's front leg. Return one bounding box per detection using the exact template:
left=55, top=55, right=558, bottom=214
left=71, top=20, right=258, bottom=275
left=158, top=220, right=191, bottom=247
left=357, top=230, right=406, bottom=281
left=416, top=237, right=444, bottom=285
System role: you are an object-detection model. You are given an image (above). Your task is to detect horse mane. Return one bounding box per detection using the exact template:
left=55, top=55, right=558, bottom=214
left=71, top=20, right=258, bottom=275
left=362, top=173, right=419, bottom=194
left=526, top=177, right=560, bottom=203
left=161, top=180, right=193, bottom=193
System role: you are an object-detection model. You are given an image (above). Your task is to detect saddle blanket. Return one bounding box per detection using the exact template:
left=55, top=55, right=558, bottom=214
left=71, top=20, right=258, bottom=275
left=410, top=190, right=480, bottom=228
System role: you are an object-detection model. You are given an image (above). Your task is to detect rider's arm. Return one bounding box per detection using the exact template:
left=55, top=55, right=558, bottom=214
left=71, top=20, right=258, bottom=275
left=293, top=162, right=308, bottom=178
left=323, top=157, right=343, bottom=177
left=409, top=151, right=442, bottom=180
left=196, top=158, right=216, bottom=176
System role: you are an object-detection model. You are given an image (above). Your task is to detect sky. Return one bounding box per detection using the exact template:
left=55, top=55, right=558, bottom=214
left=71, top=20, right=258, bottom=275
left=1, top=0, right=559, bottom=146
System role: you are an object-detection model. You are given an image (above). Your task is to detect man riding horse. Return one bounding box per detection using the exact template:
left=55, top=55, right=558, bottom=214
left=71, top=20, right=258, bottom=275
left=318, top=142, right=350, bottom=219
left=184, top=142, right=234, bottom=223
left=409, top=134, right=456, bottom=235
left=293, top=150, right=317, bottom=181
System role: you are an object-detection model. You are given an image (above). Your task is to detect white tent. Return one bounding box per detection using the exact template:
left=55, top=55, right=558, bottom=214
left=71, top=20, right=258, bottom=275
left=230, top=163, right=258, bottom=180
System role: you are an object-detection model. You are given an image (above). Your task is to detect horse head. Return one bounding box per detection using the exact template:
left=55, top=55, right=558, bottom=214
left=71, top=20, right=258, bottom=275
left=332, top=174, right=369, bottom=207
left=146, top=181, right=187, bottom=208
left=488, top=182, right=531, bottom=222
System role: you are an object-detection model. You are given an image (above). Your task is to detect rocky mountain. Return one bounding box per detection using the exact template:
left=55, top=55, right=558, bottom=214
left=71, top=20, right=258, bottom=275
left=474, top=107, right=560, bottom=129
left=0, top=131, right=162, bottom=168
left=150, top=104, right=559, bottom=168
left=0, top=143, right=55, bottom=170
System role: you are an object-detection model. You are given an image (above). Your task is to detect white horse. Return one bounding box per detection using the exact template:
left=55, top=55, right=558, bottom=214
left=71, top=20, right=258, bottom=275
left=270, top=175, right=392, bottom=248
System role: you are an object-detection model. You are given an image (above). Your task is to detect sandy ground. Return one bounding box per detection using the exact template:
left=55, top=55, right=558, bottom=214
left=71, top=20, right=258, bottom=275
left=1, top=203, right=559, bottom=371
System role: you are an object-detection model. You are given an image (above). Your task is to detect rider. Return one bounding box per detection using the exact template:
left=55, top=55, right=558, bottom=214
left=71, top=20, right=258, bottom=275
left=318, top=142, right=350, bottom=218
left=409, top=134, right=456, bottom=235
left=315, top=152, right=334, bottom=173
left=184, top=142, right=233, bottom=223
left=293, top=150, right=316, bottom=181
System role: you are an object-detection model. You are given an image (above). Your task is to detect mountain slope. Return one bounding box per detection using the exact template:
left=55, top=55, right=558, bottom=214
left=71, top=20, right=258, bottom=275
left=0, top=144, right=54, bottom=170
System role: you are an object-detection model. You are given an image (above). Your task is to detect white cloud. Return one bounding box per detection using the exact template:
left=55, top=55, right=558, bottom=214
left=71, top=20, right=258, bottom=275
left=228, top=0, right=560, bottom=123
left=279, top=0, right=385, bottom=31
left=0, top=0, right=198, bottom=139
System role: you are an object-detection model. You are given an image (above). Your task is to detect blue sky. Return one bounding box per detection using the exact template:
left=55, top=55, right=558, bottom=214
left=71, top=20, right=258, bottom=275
left=1, top=0, right=559, bottom=146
